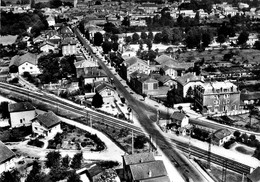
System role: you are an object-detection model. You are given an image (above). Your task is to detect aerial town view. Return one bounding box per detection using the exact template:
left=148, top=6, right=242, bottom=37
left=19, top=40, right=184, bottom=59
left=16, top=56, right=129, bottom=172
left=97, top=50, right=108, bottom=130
left=0, top=0, right=260, bottom=181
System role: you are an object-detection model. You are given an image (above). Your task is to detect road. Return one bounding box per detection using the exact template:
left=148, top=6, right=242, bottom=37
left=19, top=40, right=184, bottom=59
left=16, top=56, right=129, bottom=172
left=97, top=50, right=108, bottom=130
left=74, top=28, right=209, bottom=182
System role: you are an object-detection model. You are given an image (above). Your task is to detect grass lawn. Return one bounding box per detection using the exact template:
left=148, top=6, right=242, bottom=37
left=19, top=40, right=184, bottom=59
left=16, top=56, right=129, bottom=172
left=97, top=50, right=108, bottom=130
left=196, top=158, right=244, bottom=182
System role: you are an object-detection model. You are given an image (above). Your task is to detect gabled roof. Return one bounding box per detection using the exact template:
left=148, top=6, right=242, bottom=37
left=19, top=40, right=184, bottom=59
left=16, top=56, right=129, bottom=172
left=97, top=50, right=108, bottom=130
left=176, top=73, right=203, bottom=86
left=241, top=92, right=260, bottom=101
left=61, top=38, right=77, bottom=46
left=140, top=176, right=170, bottom=182
left=74, top=57, right=97, bottom=68
left=0, top=141, right=15, bottom=164
left=155, top=55, right=174, bottom=65
left=9, top=53, right=41, bottom=67
left=32, top=111, right=61, bottom=129
left=39, top=41, right=55, bottom=48
left=83, top=68, right=107, bottom=78
left=129, top=160, right=168, bottom=180
left=247, top=166, right=260, bottom=182
left=123, top=56, right=148, bottom=68
left=170, top=112, right=187, bottom=121
left=123, top=153, right=155, bottom=166
left=156, top=75, right=172, bottom=84
left=8, top=102, right=35, bottom=113
left=212, top=129, right=232, bottom=140
left=95, top=82, right=114, bottom=93
left=59, top=26, right=74, bottom=35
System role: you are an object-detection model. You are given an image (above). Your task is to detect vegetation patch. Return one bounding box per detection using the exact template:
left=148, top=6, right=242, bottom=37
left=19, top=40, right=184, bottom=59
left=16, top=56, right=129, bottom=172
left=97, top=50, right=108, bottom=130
left=27, top=138, right=44, bottom=148
left=235, top=146, right=254, bottom=155
left=0, top=126, right=32, bottom=142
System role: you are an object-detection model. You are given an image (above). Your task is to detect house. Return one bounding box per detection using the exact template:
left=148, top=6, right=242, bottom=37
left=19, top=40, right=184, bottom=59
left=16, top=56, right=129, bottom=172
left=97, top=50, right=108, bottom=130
left=122, top=56, right=150, bottom=81
left=61, top=38, right=77, bottom=56
left=138, top=3, right=158, bottom=14
left=95, top=82, right=115, bottom=104
left=74, top=56, right=98, bottom=78
left=31, top=111, right=62, bottom=138
left=0, top=141, right=16, bottom=173
left=240, top=91, right=260, bottom=108
left=211, top=129, right=232, bottom=146
left=8, top=102, right=36, bottom=128
left=82, top=68, right=108, bottom=85
left=9, top=53, right=42, bottom=76
left=46, top=16, right=55, bottom=27
left=176, top=73, right=204, bottom=99
left=170, top=112, right=189, bottom=127
left=58, top=25, right=74, bottom=38
left=247, top=166, right=260, bottom=182
left=39, top=41, right=56, bottom=53
left=194, top=81, right=240, bottom=115
left=130, top=72, right=158, bottom=95
left=122, top=153, right=170, bottom=182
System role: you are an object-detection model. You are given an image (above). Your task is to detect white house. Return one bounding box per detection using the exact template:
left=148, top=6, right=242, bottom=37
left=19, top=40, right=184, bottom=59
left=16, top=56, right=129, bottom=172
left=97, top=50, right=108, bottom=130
left=9, top=53, right=42, bottom=76
left=170, top=112, right=189, bottom=127
left=39, top=41, right=56, bottom=53
left=0, top=141, right=16, bottom=174
left=211, top=129, right=232, bottom=146
left=8, top=102, right=36, bottom=128
left=95, top=82, right=115, bottom=104
left=31, top=111, right=62, bottom=138
left=46, top=16, right=56, bottom=27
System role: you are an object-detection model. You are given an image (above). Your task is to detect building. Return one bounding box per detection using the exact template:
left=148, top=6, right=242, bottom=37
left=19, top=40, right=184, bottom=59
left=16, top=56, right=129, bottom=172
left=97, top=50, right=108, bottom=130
left=61, top=38, right=77, bottom=56
left=138, top=3, right=158, bottom=14
left=82, top=68, right=108, bottom=85
left=211, top=129, right=232, bottom=146
left=95, top=82, right=115, bottom=104
left=31, top=111, right=62, bottom=138
left=122, top=153, right=170, bottom=182
left=170, top=112, right=189, bottom=127
left=8, top=102, right=36, bottom=128
left=46, top=16, right=55, bottom=27
left=247, top=166, right=260, bottom=182
left=9, top=53, right=42, bottom=76
left=176, top=73, right=204, bottom=99
left=39, top=41, right=56, bottom=53
left=122, top=56, right=150, bottom=81
left=74, top=56, right=98, bottom=78
left=130, top=72, right=158, bottom=95
left=194, top=81, right=240, bottom=114
left=0, top=141, right=16, bottom=174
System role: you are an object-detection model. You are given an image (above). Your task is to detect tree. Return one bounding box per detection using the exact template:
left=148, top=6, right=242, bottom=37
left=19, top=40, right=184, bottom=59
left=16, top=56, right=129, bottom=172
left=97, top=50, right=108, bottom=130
left=38, top=54, right=60, bottom=83
left=172, top=29, right=182, bottom=45
left=148, top=31, right=153, bottom=40
left=60, top=56, right=76, bottom=78
left=1, top=0, right=6, bottom=6
left=61, top=155, right=70, bottom=168
left=45, top=151, right=61, bottom=168
left=70, top=152, right=83, bottom=169
left=216, top=34, right=226, bottom=46
left=241, top=133, right=249, bottom=143
left=185, top=28, right=201, bottom=49
left=122, top=16, right=130, bottom=27
left=237, top=31, right=249, bottom=46
left=112, top=42, right=119, bottom=52
left=92, top=92, right=104, bottom=108
left=94, top=32, right=103, bottom=46
left=67, top=171, right=82, bottom=182
left=0, top=169, right=20, bottom=182
left=233, top=130, right=241, bottom=138
left=254, top=41, right=260, bottom=50
left=132, top=33, right=140, bottom=44
left=124, top=36, right=131, bottom=45
left=146, top=39, right=152, bottom=50
left=166, top=88, right=175, bottom=108
left=25, top=161, right=42, bottom=182
left=249, top=134, right=256, bottom=141
left=153, top=32, right=162, bottom=44
left=102, top=41, right=112, bottom=54
left=194, top=11, right=200, bottom=25
left=202, top=31, right=213, bottom=48
left=110, top=34, right=119, bottom=43
left=162, top=27, right=173, bottom=44
left=0, top=101, right=10, bottom=119
left=139, top=39, right=144, bottom=50
left=141, top=31, right=148, bottom=40
left=134, top=135, right=147, bottom=149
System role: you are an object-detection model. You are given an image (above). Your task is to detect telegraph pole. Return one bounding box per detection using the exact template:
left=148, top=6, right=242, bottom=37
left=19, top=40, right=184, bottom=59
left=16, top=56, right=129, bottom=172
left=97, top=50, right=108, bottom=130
left=131, top=129, right=134, bottom=154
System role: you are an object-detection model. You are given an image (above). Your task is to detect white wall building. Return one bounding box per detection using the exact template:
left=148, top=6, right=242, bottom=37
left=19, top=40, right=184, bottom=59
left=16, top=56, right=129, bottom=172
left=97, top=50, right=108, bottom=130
left=8, top=102, right=36, bottom=128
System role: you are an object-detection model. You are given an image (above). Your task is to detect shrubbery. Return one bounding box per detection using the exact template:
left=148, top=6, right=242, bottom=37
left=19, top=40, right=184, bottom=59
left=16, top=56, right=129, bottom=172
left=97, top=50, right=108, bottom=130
left=27, top=138, right=44, bottom=148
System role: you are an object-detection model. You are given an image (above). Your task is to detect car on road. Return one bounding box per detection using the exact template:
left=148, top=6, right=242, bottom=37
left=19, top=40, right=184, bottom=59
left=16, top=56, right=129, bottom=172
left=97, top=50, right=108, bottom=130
left=130, top=92, right=133, bottom=94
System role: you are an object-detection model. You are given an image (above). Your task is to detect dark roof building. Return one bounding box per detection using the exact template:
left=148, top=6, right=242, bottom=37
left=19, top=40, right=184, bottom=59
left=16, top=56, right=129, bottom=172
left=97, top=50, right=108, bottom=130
left=247, top=166, right=260, bottom=182
left=8, top=102, right=35, bottom=113
left=32, top=111, right=61, bottom=129
left=123, top=152, right=155, bottom=166
left=0, top=141, right=15, bottom=165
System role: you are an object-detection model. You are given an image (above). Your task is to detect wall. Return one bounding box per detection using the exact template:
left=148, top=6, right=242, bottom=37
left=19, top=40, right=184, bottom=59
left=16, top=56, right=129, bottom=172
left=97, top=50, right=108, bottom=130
left=10, top=110, right=36, bottom=128
left=18, top=62, right=41, bottom=75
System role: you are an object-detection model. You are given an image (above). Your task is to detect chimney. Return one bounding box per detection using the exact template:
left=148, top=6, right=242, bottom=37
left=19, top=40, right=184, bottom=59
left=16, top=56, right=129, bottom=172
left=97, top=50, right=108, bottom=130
left=140, top=158, right=143, bottom=163
left=148, top=170, right=152, bottom=177
left=186, top=78, right=190, bottom=83
left=147, top=60, right=150, bottom=66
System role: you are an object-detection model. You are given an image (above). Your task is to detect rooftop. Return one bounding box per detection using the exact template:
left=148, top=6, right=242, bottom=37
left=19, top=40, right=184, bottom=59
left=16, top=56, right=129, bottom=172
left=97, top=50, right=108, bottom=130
left=212, top=129, right=232, bottom=140
left=123, top=152, right=155, bottom=166
left=171, top=112, right=187, bottom=121
left=176, top=73, right=203, bottom=86
left=8, top=102, right=35, bottom=113
left=33, top=111, right=61, bottom=129
left=0, top=141, right=15, bottom=165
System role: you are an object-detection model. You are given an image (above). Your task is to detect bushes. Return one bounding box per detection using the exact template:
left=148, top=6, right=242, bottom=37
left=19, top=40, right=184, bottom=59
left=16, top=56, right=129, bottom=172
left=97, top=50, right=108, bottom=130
left=27, top=138, right=44, bottom=148
left=85, top=131, right=105, bottom=151
left=134, top=135, right=148, bottom=149
left=191, top=127, right=210, bottom=142
left=223, top=138, right=236, bottom=149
